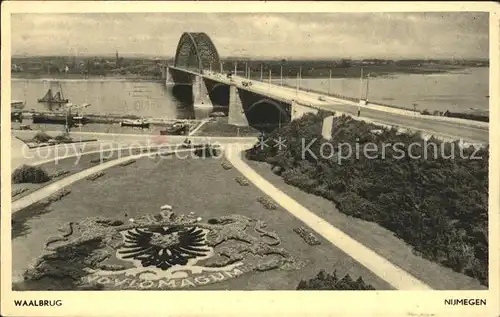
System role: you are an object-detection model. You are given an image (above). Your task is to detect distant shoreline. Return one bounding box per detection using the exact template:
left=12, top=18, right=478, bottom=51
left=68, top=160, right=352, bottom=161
left=11, top=65, right=487, bottom=81
left=11, top=73, right=163, bottom=82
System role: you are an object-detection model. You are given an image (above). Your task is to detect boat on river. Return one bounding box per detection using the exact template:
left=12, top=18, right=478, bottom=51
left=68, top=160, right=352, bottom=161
left=11, top=100, right=25, bottom=110
left=160, top=121, right=189, bottom=135
left=38, top=82, right=69, bottom=104
left=38, top=89, right=69, bottom=104
left=32, top=113, right=89, bottom=126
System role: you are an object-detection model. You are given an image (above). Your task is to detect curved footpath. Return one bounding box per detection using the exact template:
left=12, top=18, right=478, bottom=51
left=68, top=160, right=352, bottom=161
left=224, top=144, right=432, bottom=291
left=11, top=147, right=197, bottom=213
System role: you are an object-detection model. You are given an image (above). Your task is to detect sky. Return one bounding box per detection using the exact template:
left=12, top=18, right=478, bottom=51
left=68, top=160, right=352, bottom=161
left=11, top=12, right=489, bottom=59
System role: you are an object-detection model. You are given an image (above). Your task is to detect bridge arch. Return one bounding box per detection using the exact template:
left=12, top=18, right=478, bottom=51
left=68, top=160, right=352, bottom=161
left=174, top=32, right=221, bottom=74
left=246, top=98, right=289, bottom=118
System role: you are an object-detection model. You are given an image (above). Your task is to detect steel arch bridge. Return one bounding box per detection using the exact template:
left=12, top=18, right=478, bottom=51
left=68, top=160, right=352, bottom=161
left=174, top=32, right=221, bottom=74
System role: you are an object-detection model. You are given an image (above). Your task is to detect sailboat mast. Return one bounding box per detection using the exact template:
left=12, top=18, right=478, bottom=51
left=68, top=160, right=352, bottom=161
left=60, top=83, right=65, bottom=100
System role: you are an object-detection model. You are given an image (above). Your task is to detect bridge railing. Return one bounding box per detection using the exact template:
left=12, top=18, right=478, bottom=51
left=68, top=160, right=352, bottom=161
left=248, top=77, right=420, bottom=113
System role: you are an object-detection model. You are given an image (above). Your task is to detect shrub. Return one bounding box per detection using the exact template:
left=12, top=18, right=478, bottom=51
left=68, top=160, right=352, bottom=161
left=12, top=165, right=50, bottom=184
left=297, top=270, right=375, bottom=290
left=32, top=131, right=51, bottom=143
left=54, top=133, right=73, bottom=143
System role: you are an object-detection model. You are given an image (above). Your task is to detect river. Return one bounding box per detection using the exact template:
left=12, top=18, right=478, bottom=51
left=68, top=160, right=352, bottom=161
left=278, top=67, right=489, bottom=115
left=11, top=67, right=489, bottom=118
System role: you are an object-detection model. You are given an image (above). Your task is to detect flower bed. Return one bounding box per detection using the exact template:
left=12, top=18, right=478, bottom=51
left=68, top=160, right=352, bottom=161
left=257, top=196, right=277, bottom=210
left=293, top=227, right=321, bottom=246
left=119, top=159, right=136, bottom=167
left=12, top=187, right=29, bottom=197
left=50, top=170, right=70, bottom=179
left=86, top=171, right=105, bottom=181
left=235, top=176, right=249, bottom=186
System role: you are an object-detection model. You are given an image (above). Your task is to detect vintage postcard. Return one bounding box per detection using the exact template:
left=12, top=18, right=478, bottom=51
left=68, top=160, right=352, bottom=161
left=1, top=1, right=499, bottom=316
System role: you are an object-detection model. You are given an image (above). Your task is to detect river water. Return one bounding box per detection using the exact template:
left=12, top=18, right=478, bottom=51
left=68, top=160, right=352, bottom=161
left=11, top=67, right=489, bottom=119
left=278, top=67, right=489, bottom=115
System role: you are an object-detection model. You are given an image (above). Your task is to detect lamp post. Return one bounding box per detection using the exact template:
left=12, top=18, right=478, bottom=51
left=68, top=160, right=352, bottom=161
left=299, top=66, right=302, bottom=90
left=280, top=64, right=283, bottom=86
left=357, top=71, right=377, bottom=117
left=296, top=72, right=299, bottom=96
left=260, top=64, right=263, bottom=81
left=234, top=62, right=237, bottom=76
left=364, top=72, right=376, bottom=102
left=328, top=68, right=332, bottom=95
left=268, top=69, right=272, bottom=92
left=280, top=59, right=286, bottom=86
left=358, top=67, right=364, bottom=100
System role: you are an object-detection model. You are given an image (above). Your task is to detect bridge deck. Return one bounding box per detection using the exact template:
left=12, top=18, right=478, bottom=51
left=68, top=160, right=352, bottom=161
left=168, top=66, right=489, bottom=144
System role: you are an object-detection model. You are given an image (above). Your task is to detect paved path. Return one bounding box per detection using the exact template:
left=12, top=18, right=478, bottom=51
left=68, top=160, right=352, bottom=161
left=10, top=132, right=258, bottom=170
left=188, top=119, right=210, bottom=136
left=224, top=144, right=432, bottom=290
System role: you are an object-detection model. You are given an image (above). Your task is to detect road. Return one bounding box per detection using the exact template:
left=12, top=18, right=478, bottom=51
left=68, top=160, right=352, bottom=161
left=201, top=71, right=489, bottom=144
left=224, top=144, right=432, bottom=290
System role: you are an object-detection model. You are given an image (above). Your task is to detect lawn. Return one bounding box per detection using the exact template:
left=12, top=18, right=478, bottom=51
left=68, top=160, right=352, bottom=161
left=12, top=155, right=392, bottom=291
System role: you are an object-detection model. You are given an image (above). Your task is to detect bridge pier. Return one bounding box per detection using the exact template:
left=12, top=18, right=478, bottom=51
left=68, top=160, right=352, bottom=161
left=322, top=115, right=334, bottom=141
left=228, top=84, right=249, bottom=126
left=193, top=74, right=213, bottom=107
left=161, top=65, right=170, bottom=83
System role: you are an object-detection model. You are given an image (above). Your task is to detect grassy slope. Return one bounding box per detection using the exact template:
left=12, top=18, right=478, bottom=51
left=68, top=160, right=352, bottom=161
left=245, top=112, right=488, bottom=287
left=246, top=159, right=485, bottom=290
left=11, top=149, right=141, bottom=201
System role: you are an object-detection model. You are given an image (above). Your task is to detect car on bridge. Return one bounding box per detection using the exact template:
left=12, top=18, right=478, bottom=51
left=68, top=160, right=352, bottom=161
left=318, top=96, right=327, bottom=101
left=242, top=81, right=252, bottom=87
